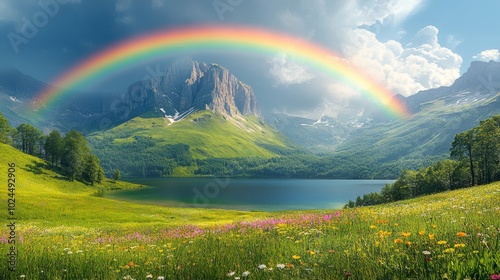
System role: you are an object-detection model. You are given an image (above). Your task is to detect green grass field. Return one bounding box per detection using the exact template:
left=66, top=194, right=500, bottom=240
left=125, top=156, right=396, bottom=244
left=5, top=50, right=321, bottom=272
left=1, top=143, right=499, bottom=279
left=89, top=111, right=292, bottom=159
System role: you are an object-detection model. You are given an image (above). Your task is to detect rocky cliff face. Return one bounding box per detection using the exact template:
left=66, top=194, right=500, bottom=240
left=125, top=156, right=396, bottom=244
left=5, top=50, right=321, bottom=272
left=123, top=58, right=261, bottom=119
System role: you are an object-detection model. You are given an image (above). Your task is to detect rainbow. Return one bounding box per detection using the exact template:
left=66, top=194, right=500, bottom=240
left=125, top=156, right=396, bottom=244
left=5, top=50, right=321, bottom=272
left=32, top=25, right=410, bottom=118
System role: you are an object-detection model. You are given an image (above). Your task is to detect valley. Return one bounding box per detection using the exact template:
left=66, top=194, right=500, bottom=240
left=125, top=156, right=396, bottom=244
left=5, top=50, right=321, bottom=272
left=2, top=60, right=500, bottom=179
left=2, top=1, right=500, bottom=278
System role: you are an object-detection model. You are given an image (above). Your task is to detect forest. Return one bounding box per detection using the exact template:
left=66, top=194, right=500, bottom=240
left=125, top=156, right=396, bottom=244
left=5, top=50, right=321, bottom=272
left=346, top=115, right=500, bottom=207
left=0, top=112, right=105, bottom=185
left=87, top=135, right=417, bottom=179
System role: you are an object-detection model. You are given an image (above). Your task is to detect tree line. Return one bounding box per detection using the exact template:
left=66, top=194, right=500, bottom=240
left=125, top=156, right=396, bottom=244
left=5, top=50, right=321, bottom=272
left=0, top=112, right=105, bottom=185
left=346, top=115, right=500, bottom=208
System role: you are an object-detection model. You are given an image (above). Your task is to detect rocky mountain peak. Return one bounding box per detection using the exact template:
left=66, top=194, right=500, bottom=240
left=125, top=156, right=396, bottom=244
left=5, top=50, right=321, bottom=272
left=452, top=60, right=500, bottom=92
left=124, top=58, right=261, bottom=119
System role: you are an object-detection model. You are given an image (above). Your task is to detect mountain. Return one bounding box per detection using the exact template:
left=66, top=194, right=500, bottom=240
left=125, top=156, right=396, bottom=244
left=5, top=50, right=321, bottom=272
left=329, top=61, right=500, bottom=177
left=155, top=58, right=260, bottom=117
left=2, top=60, right=500, bottom=178
left=0, top=68, right=121, bottom=132
left=0, top=68, right=49, bottom=128
left=85, top=59, right=294, bottom=176
left=405, top=61, right=500, bottom=112
left=88, top=110, right=294, bottom=176
left=80, top=58, right=261, bottom=133
left=265, top=114, right=363, bottom=152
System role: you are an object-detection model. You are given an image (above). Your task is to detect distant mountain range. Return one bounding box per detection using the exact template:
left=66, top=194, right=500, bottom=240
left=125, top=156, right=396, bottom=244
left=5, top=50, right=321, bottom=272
left=0, top=67, right=121, bottom=132
left=1, top=59, right=499, bottom=177
left=267, top=61, right=500, bottom=155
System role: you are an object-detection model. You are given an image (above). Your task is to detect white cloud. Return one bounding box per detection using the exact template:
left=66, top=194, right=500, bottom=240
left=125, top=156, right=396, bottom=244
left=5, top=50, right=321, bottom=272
left=341, top=26, right=463, bottom=96
left=268, top=54, right=314, bottom=86
left=473, top=49, right=500, bottom=62
left=115, top=0, right=132, bottom=12
left=260, top=0, right=466, bottom=117
left=338, top=0, right=423, bottom=27
left=411, top=25, right=439, bottom=46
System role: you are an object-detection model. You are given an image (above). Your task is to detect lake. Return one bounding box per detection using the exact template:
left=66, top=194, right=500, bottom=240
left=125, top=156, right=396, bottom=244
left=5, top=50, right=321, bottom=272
left=105, top=178, right=394, bottom=211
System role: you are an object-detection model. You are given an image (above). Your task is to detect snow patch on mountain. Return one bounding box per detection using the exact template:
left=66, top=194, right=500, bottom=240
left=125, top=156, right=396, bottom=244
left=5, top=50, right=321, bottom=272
left=9, top=96, right=21, bottom=103
left=165, top=107, right=196, bottom=125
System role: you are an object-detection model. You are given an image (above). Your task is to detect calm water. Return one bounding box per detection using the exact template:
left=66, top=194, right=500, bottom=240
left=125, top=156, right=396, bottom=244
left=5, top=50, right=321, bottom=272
left=105, top=178, right=394, bottom=211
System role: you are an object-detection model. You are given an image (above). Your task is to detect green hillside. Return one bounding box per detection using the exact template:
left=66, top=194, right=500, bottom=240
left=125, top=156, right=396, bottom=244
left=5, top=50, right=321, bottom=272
left=0, top=143, right=269, bottom=230
left=334, top=92, right=500, bottom=178
left=88, top=110, right=296, bottom=176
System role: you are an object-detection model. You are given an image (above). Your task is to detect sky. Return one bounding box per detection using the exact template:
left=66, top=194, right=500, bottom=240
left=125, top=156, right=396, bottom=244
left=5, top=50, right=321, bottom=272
left=0, top=0, right=499, bottom=118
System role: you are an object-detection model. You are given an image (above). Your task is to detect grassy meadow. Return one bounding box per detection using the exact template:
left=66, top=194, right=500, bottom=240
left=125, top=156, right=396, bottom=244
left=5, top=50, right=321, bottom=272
left=89, top=111, right=292, bottom=160
left=1, top=143, right=500, bottom=279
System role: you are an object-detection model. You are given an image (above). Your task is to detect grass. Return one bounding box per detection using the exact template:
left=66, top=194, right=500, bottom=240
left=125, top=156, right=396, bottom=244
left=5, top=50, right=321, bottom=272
left=89, top=111, right=292, bottom=159
left=1, top=143, right=499, bottom=279
left=0, top=143, right=271, bottom=230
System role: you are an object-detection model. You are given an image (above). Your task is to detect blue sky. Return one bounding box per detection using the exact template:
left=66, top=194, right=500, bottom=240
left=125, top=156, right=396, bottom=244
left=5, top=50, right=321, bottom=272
left=401, top=0, right=500, bottom=72
left=0, top=0, right=498, bottom=117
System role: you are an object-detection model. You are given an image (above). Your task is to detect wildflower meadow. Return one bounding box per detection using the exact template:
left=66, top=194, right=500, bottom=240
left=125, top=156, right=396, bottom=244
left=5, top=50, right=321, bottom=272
left=1, top=144, right=499, bottom=279
left=1, top=182, right=499, bottom=279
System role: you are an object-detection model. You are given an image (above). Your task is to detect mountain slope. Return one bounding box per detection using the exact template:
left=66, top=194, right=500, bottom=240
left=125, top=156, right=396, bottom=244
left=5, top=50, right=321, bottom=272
left=265, top=114, right=357, bottom=153
left=0, top=68, right=121, bottom=132
left=88, top=110, right=295, bottom=176
left=85, top=59, right=297, bottom=176
left=331, top=61, right=500, bottom=177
